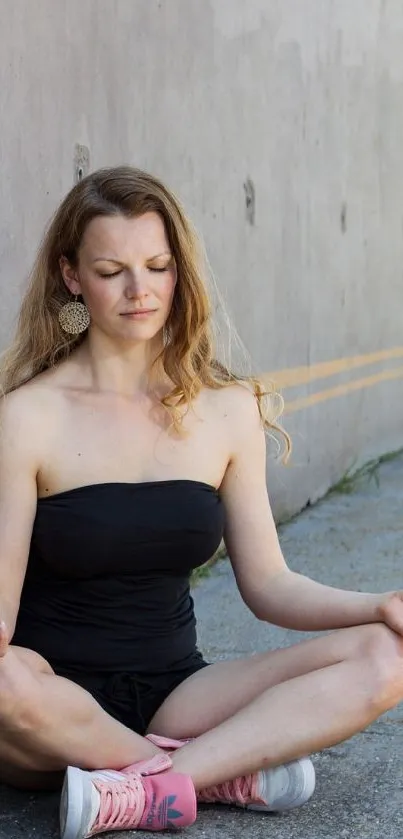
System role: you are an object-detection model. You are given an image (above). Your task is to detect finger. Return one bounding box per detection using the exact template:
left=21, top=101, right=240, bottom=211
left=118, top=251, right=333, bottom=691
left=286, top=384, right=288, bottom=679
left=0, top=621, right=9, bottom=657
left=386, top=617, right=403, bottom=637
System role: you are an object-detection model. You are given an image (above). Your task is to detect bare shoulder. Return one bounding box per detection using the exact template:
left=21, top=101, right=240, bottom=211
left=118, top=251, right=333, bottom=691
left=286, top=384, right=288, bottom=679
left=209, top=381, right=259, bottom=413
left=202, top=382, right=263, bottom=453
left=0, top=374, right=62, bottom=460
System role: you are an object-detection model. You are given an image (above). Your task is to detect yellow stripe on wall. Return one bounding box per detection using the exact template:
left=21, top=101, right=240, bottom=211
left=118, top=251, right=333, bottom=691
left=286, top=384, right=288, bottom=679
left=257, top=346, right=403, bottom=414
left=283, top=365, right=403, bottom=414
left=263, top=347, right=403, bottom=389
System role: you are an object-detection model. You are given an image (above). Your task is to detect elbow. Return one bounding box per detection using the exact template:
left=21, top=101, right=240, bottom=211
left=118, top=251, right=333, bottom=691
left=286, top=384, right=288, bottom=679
left=240, top=591, right=275, bottom=622
left=252, top=605, right=280, bottom=623
left=248, top=601, right=269, bottom=622
left=239, top=571, right=291, bottom=623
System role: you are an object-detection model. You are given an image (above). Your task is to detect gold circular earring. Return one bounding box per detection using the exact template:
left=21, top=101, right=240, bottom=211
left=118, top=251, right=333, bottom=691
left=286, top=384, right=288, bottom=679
left=58, top=296, right=90, bottom=335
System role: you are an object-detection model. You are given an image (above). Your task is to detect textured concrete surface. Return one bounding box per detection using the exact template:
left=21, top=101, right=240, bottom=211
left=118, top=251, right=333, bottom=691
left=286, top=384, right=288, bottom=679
left=1, top=452, right=402, bottom=837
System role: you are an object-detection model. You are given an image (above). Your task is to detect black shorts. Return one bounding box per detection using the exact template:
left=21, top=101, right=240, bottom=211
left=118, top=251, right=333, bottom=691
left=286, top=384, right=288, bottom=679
left=55, top=655, right=209, bottom=736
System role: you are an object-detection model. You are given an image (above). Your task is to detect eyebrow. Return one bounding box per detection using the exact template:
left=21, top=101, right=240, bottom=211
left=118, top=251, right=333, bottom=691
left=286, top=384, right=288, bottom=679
left=92, top=251, right=172, bottom=264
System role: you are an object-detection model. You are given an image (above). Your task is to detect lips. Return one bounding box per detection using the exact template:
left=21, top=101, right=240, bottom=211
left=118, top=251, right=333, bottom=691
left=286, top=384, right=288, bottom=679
left=121, top=309, right=157, bottom=315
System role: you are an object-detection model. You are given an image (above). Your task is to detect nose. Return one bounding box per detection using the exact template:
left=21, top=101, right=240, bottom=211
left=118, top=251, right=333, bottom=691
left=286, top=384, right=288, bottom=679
left=124, top=268, right=149, bottom=300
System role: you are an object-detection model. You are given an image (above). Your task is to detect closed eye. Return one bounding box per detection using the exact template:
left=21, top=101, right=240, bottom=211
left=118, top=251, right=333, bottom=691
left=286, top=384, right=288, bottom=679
left=99, top=266, right=170, bottom=277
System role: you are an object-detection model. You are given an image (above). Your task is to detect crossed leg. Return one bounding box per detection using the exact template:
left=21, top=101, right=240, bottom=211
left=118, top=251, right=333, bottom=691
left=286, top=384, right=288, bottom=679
left=0, top=646, right=159, bottom=790
left=148, top=623, right=403, bottom=788
left=0, top=623, right=402, bottom=793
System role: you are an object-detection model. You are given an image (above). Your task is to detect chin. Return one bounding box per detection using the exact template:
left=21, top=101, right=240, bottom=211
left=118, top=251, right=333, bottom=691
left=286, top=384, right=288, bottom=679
left=119, top=324, right=163, bottom=342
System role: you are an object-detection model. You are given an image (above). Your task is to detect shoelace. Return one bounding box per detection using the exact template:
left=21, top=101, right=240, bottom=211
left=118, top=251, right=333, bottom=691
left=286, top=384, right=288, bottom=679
left=198, top=773, right=258, bottom=806
left=93, top=773, right=146, bottom=832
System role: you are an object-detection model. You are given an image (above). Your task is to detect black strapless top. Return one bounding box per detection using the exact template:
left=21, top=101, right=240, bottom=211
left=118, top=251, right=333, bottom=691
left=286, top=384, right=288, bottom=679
left=13, top=480, right=224, bottom=673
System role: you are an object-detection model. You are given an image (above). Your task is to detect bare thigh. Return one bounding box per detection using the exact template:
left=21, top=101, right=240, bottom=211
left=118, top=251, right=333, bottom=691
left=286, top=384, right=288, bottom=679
left=148, top=624, right=389, bottom=738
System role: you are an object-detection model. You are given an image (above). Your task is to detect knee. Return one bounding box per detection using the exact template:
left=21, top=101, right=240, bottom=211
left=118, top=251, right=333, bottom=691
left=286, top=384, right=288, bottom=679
left=357, top=623, right=403, bottom=712
left=0, top=656, right=41, bottom=731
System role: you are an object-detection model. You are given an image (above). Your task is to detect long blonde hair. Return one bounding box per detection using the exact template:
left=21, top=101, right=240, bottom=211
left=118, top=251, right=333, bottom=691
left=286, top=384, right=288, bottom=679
left=0, top=166, right=290, bottom=458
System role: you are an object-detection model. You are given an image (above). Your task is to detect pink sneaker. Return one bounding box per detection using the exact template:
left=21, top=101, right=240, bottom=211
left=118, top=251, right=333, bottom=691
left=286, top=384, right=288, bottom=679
left=60, top=753, right=197, bottom=838
left=146, top=733, right=192, bottom=750
left=197, top=757, right=316, bottom=812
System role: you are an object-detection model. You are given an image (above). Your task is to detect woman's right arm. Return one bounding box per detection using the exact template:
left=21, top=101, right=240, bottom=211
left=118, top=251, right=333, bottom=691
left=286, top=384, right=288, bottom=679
left=0, top=390, right=40, bottom=644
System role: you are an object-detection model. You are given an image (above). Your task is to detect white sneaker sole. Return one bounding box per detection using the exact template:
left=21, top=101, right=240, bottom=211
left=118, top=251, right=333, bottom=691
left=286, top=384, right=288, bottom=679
left=243, top=757, right=316, bottom=813
left=60, top=766, right=93, bottom=839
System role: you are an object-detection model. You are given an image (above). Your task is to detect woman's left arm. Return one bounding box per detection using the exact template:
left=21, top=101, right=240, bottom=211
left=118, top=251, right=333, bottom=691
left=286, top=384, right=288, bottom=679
left=219, top=386, right=403, bottom=635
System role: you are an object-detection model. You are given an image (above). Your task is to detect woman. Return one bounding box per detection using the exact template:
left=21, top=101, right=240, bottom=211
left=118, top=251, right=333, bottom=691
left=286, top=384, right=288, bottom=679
left=0, top=166, right=402, bottom=839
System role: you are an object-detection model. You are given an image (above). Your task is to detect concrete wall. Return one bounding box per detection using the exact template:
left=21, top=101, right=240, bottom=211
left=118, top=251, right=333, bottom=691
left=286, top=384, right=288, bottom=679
left=1, top=0, right=402, bottom=519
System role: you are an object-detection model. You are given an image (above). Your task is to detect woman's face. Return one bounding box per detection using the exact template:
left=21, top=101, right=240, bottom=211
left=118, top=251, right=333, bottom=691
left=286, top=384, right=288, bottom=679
left=61, top=212, right=177, bottom=343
